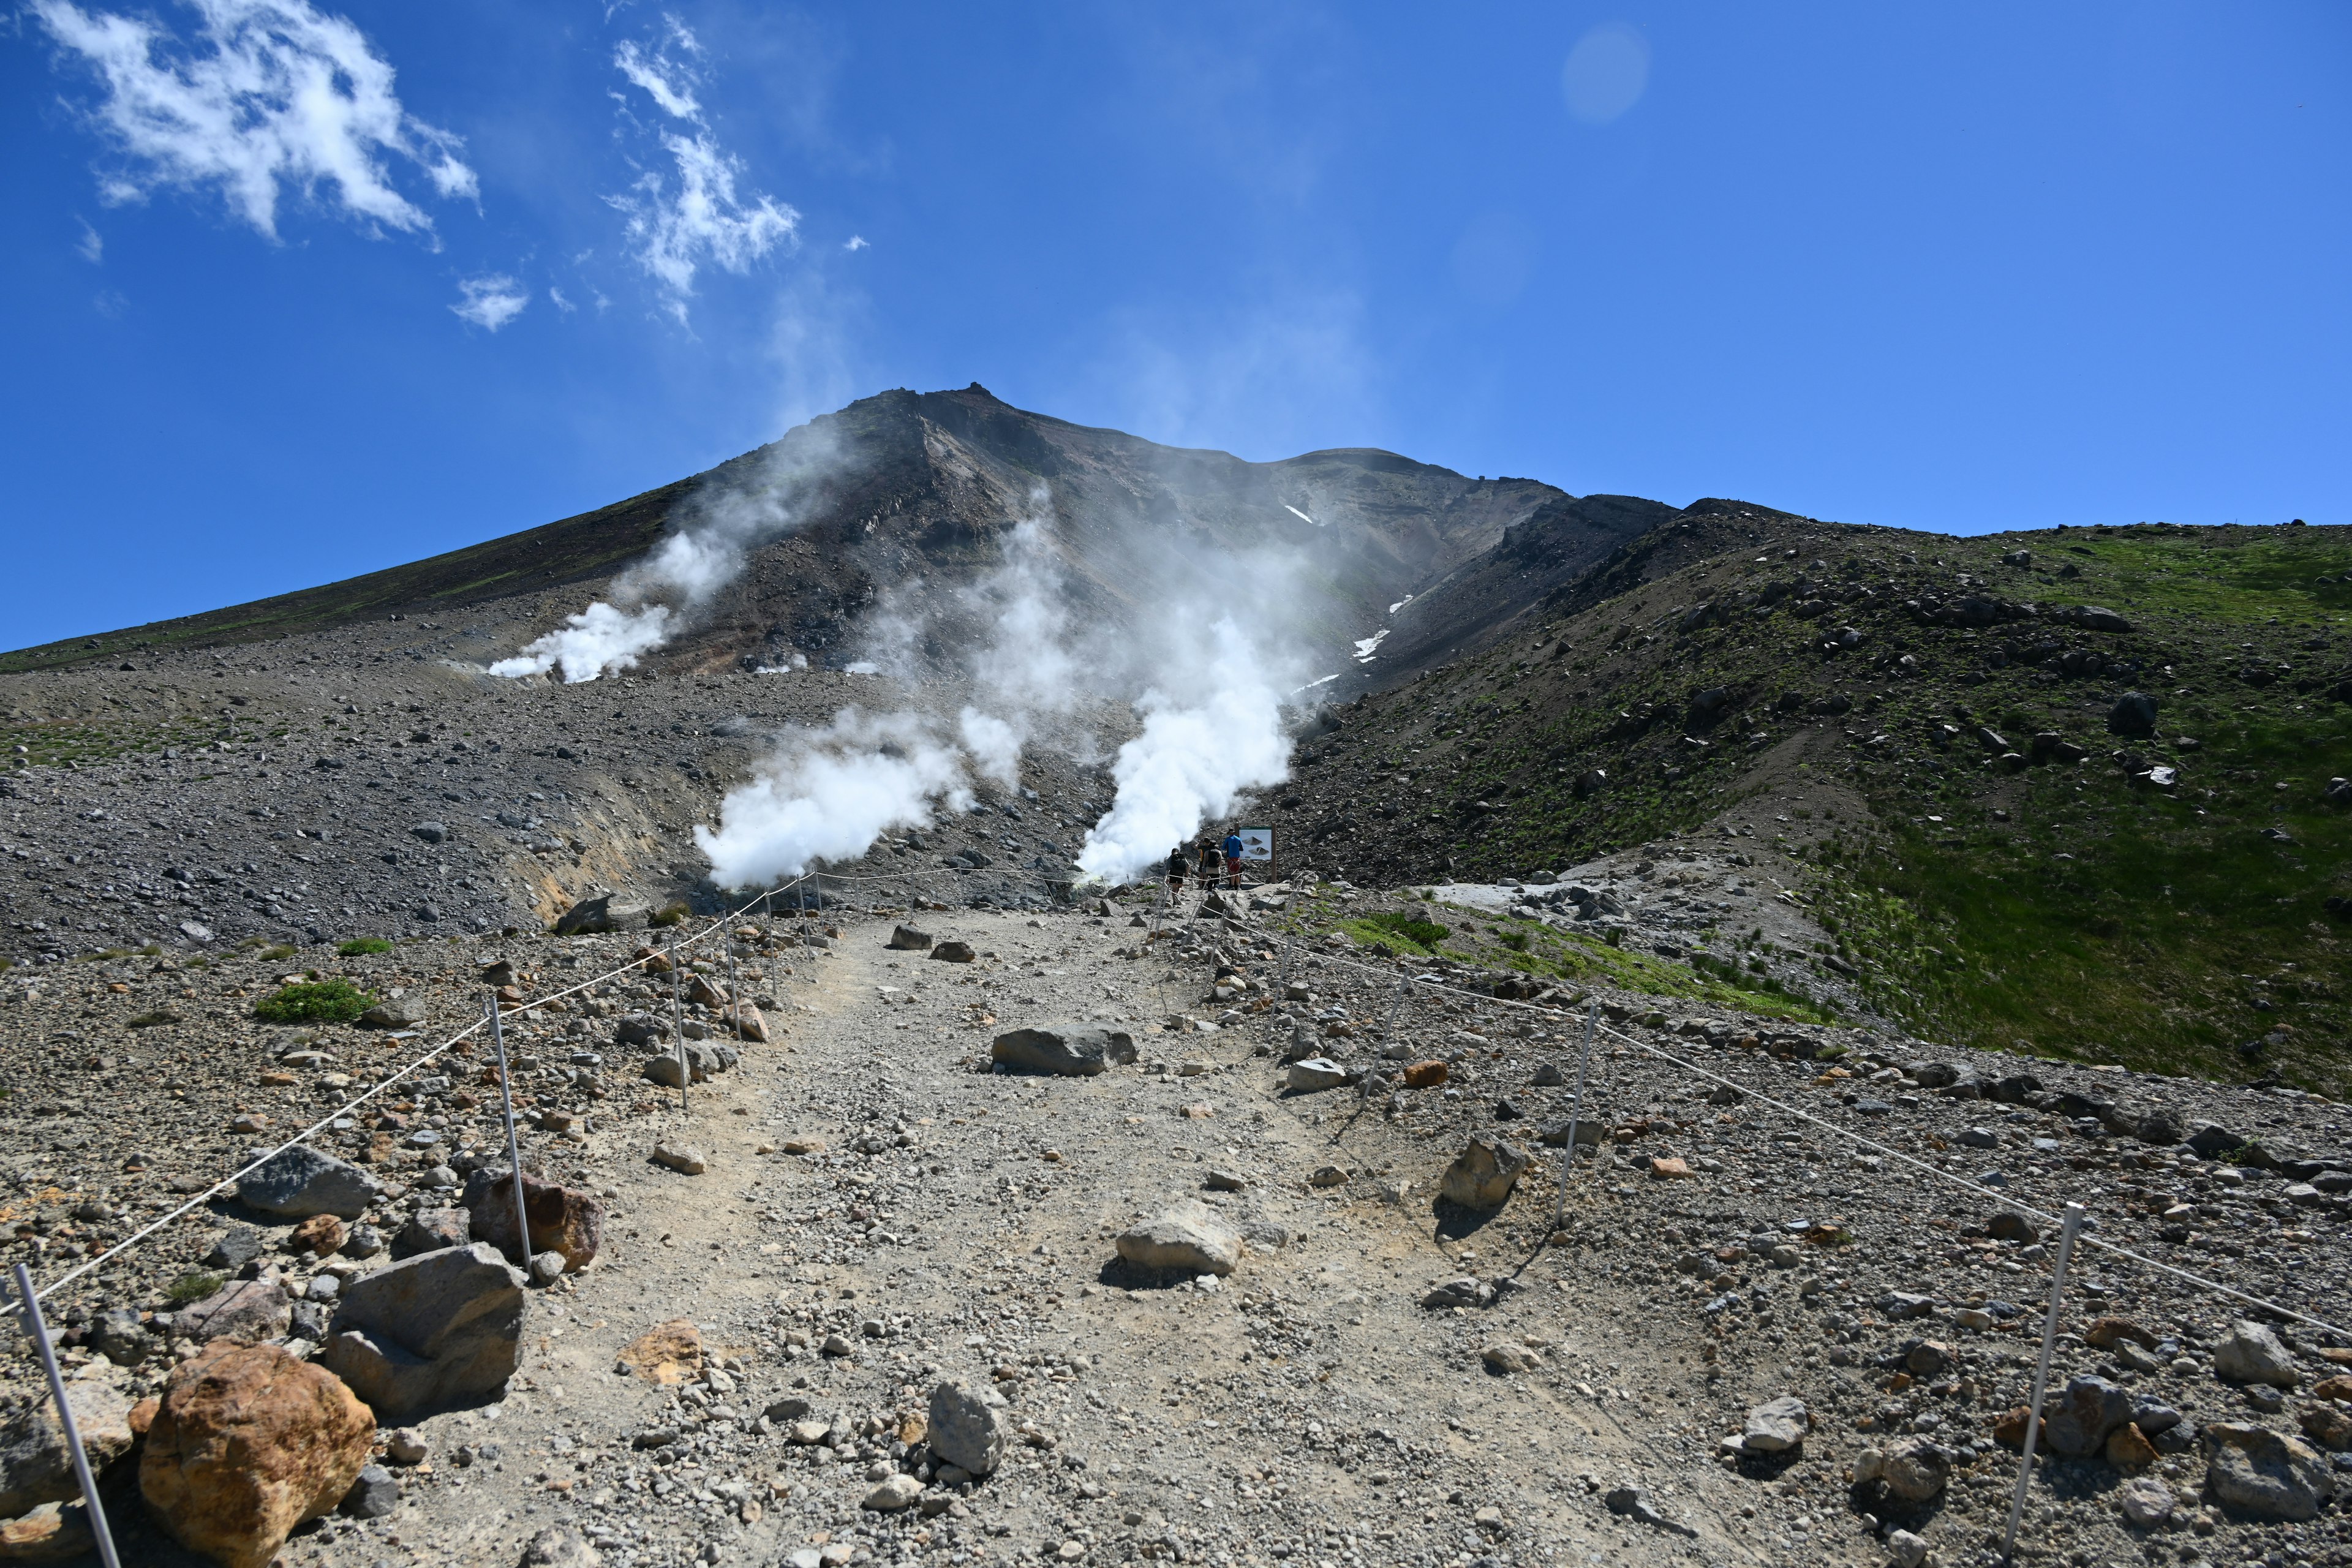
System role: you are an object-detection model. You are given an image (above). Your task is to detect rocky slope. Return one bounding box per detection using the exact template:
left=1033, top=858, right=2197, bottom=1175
left=0, top=891, right=2346, bottom=1567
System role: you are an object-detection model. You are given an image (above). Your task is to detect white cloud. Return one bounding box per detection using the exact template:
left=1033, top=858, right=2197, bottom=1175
left=75, top=217, right=103, bottom=263
left=548, top=285, right=575, bottom=312
left=606, top=16, right=795, bottom=323
left=609, top=130, right=796, bottom=322
left=32, top=0, right=477, bottom=241
left=843, top=234, right=867, bottom=251
left=614, top=37, right=699, bottom=121
left=451, top=273, right=528, bottom=330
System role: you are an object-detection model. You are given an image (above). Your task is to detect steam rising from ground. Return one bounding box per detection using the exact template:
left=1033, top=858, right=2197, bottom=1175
left=491, top=424, right=846, bottom=683
left=700, top=508, right=1307, bottom=891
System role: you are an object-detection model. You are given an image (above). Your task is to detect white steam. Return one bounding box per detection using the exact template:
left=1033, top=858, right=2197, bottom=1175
left=699, top=507, right=1307, bottom=894
left=695, top=708, right=972, bottom=887
left=1074, top=620, right=1294, bottom=885
left=491, top=423, right=848, bottom=683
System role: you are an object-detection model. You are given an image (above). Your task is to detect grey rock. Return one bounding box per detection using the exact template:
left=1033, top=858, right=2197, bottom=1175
left=409, top=821, right=448, bottom=843
left=886, top=925, right=934, bottom=951
left=2202, top=1423, right=2334, bottom=1521
left=340, top=1463, right=400, bottom=1518
left=237, top=1145, right=383, bottom=1219
left=90, top=1307, right=149, bottom=1368
left=990, top=1024, right=1138, bottom=1077
left=1987, top=1212, right=2039, bottom=1244
left=1439, top=1134, right=1529, bottom=1209
left=318, top=1242, right=527, bottom=1419
left=0, top=1382, right=134, bottom=1519
left=177, top=1272, right=293, bottom=1343
left=927, top=1380, right=1009, bottom=1477
left=2118, top=1476, right=2176, bottom=1528
left=359, top=995, right=427, bottom=1029
left=553, top=894, right=646, bottom=937
left=2213, top=1321, right=2301, bottom=1387
left=1856, top=1437, right=1949, bottom=1501
left=202, top=1225, right=263, bottom=1271
left=1480, top=1341, right=1538, bottom=1374
left=651, top=1142, right=708, bottom=1174
left=2107, top=691, right=2158, bottom=736
left=521, top=1525, right=605, bottom=1566
left=1284, top=1057, right=1349, bottom=1093
left=930, top=940, right=977, bottom=963
left=1602, top=1485, right=1694, bottom=1536
left=1743, top=1396, right=1810, bottom=1454
left=2043, top=1376, right=2134, bottom=1458
left=1114, top=1202, right=1240, bottom=1276
left=1420, top=1277, right=1492, bottom=1310
left=392, top=1207, right=471, bottom=1261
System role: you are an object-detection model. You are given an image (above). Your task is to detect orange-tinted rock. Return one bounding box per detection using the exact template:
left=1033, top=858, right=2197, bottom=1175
left=462, top=1170, right=604, bottom=1272
left=0, top=1500, right=92, bottom=1559
left=2106, top=1422, right=2158, bottom=1469
left=2313, top=1375, right=2352, bottom=1404
left=140, top=1341, right=375, bottom=1568
left=736, top=1004, right=771, bottom=1043
left=618, top=1320, right=701, bottom=1385
left=1401, top=1060, right=1448, bottom=1088
left=1992, top=1405, right=2032, bottom=1449
left=1648, top=1158, right=1694, bottom=1180
left=2084, top=1316, right=2157, bottom=1351
left=292, top=1214, right=347, bottom=1257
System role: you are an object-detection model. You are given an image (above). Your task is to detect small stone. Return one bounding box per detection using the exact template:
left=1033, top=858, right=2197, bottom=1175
left=1480, top=1342, right=1538, bottom=1375
left=2044, top=1376, right=2134, bottom=1458
left=1286, top=1057, right=1349, bottom=1093
left=2083, top=1315, right=2157, bottom=1351
left=339, top=1463, right=399, bottom=1519
left=2106, top=1421, right=2158, bottom=1469
left=1904, top=1341, right=1952, bottom=1379
left=1885, top=1528, right=1928, bottom=1568
left=529, top=1251, right=566, bottom=1286
left=1401, top=1060, right=1448, bottom=1088
left=927, top=1381, right=1008, bottom=1478
left=1859, top=1437, right=1948, bottom=1501
left=1743, top=1396, right=1809, bottom=1454
left=2117, top=1475, right=2176, bottom=1528
left=291, top=1213, right=347, bottom=1257
left=863, top=1472, right=922, bottom=1511
left=1203, top=1169, right=1246, bottom=1191
left=2201, top=1422, right=2334, bottom=1521
left=1115, top=1202, right=1240, bottom=1275
left=2297, top=1403, right=2352, bottom=1453
left=886, top=925, right=934, bottom=951
left=521, top=1524, right=605, bottom=1566
left=1439, top=1134, right=1530, bottom=1209
left=930, top=940, right=977, bottom=963
left=651, top=1143, right=708, bottom=1175
left=1986, top=1212, right=2039, bottom=1244
left=2213, top=1320, right=2301, bottom=1388
left=1308, top=1164, right=1349, bottom=1188
left=1648, top=1157, right=1694, bottom=1180
left=384, top=1428, right=428, bottom=1465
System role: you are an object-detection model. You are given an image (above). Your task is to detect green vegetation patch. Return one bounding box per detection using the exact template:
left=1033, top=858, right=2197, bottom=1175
left=165, top=1270, right=224, bottom=1305
left=254, top=978, right=375, bottom=1024
left=336, top=937, right=394, bottom=956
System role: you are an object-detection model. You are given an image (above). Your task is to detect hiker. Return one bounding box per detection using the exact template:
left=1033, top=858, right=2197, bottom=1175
left=1195, top=838, right=1221, bottom=888
left=1223, top=829, right=1245, bottom=888
left=1165, top=845, right=1188, bottom=903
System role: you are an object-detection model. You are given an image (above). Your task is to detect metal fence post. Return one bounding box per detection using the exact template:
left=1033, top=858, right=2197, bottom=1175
left=1378, top=975, right=1409, bottom=1049
left=1551, top=998, right=1600, bottom=1232
left=486, top=994, right=533, bottom=1276
left=2002, top=1203, right=2087, bottom=1563
left=668, top=938, right=688, bottom=1112
left=1278, top=936, right=1292, bottom=993
left=9, top=1264, right=123, bottom=1568
left=726, top=943, right=740, bottom=1039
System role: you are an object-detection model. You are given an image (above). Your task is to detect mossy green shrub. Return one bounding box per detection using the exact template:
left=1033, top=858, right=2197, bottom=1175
left=254, top=978, right=375, bottom=1023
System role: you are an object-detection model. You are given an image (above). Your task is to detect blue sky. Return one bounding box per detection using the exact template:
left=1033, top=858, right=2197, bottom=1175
left=3, top=2, right=2346, bottom=649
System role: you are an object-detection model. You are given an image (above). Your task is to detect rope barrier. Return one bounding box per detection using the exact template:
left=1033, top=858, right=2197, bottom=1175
left=1259, top=909, right=2352, bottom=1341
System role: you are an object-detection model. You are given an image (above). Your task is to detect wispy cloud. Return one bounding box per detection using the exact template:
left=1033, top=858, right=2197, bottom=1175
left=548, top=285, right=575, bottom=313
left=606, top=15, right=795, bottom=323
left=843, top=234, right=868, bottom=251
left=451, top=273, right=528, bottom=330
left=75, top=217, right=103, bottom=263
left=31, top=0, right=476, bottom=242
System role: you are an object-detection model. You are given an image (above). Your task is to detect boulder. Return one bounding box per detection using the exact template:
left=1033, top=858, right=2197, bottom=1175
left=1401, top=1060, right=1449, bottom=1088
left=1439, top=1134, right=1531, bottom=1210
left=0, top=1499, right=93, bottom=1559
left=651, top=1143, right=708, bottom=1175
left=176, top=1273, right=293, bottom=1344
left=643, top=1042, right=736, bottom=1088
left=1743, top=1396, right=1810, bottom=1455
left=886, top=925, right=935, bottom=951
left=237, top=1147, right=383, bottom=1219
left=2214, top=1321, right=2302, bottom=1387
left=2118, top=1476, right=2176, bottom=1528
left=1480, top=1342, right=1538, bottom=1375
left=930, top=940, right=977, bottom=963
left=1114, top=1202, right=1241, bottom=1276
left=1284, top=1057, right=1349, bottom=1093
left=553, top=894, right=646, bottom=936
left=339, top=1463, right=398, bottom=1518
left=522, top=1525, right=605, bottom=1566
left=89, top=1306, right=151, bottom=1367
left=990, top=1025, right=1138, bottom=1077
left=462, top=1169, right=605, bottom=1273
left=317, top=1243, right=527, bottom=1419
left=391, top=1207, right=470, bottom=1261
left=1987, top=1211, right=2040, bottom=1244
left=734, top=1004, right=771, bottom=1043
left=927, top=1380, right=1008, bottom=1477
left=2299, top=1403, right=2352, bottom=1453
left=356, top=995, right=426, bottom=1029
left=2202, top=1423, right=2334, bottom=1521
left=2043, top=1376, right=2135, bottom=1458
left=0, top=1383, right=135, bottom=1519
left=2107, top=692, right=2157, bottom=736
left=1855, top=1436, right=1948, bottom=1501
left=140, top=1341, right=375, bottom=1568
left=863, top=1473, right=922, bottom=1511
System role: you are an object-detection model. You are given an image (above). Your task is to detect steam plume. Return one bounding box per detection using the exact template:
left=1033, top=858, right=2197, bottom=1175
left=695, top=708, right=971, bottom=887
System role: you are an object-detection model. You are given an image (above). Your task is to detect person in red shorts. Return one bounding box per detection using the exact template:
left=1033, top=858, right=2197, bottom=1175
left=1221, top=830, right=1245, bottom=888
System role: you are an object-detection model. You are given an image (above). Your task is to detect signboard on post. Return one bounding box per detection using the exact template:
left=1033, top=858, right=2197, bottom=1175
left=1234, top=826, right=1274, bottom=874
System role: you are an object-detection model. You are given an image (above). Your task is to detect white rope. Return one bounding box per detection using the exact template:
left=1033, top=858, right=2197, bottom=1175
left=1280, top=919, right=2352, bottom=1341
